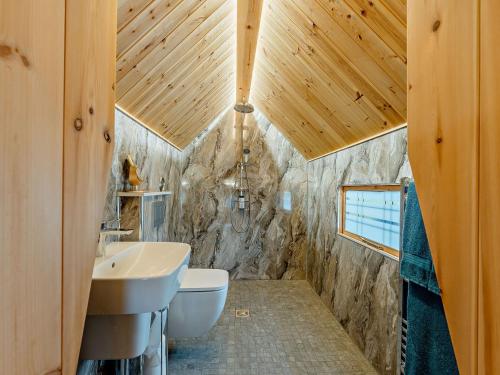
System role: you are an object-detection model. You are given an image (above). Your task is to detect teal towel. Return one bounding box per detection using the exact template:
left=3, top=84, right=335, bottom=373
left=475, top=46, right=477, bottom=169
left=400, top=182, right=440, bottom=295
left=401, top=182, right=459, bottom=375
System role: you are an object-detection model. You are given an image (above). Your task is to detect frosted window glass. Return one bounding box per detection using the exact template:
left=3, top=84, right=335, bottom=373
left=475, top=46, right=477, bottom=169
left=344, top=189, right=400, bottom=251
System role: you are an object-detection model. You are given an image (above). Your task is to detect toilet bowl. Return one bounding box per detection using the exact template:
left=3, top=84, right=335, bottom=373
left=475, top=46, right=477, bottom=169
left=167, top=268, right=228, bottom=338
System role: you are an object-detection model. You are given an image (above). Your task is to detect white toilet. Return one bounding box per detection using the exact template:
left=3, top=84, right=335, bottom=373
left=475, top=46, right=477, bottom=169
left=167, top=268, right=229, bottom=338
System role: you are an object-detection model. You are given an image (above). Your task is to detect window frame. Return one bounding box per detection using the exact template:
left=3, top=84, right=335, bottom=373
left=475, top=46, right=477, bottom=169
left=338, top=184, right=401, bottom=259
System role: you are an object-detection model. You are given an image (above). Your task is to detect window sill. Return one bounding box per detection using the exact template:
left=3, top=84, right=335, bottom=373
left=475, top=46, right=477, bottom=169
left=337, top=232, right=399, bottom=262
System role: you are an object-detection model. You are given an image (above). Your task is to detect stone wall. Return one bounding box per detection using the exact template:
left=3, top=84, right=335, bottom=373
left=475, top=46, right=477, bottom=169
left=85, top=109, right=410, bottom=375
left=174, top=109, right=308, bottom=280
left=104, top=108, right=308, bottom=279
left=102, top=109, right=185, bottom=241
left=306, top=128, right=411, bottom=374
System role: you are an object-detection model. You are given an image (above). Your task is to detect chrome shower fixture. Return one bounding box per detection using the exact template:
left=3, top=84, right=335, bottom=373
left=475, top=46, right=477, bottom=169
left=230, top=103, right=253, bottom=233
left=236, top=160, right=250, bottom=211
left=231, top=152, right=251, bottom=233
left=243, top=148, right=250, bottom=164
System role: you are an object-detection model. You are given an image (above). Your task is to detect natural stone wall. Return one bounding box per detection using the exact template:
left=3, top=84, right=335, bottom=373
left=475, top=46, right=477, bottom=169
left=306, top=128, right=412, bottom=375
left=104, top=108, right=307, bottom=279
left=102, top=109, right=185, bottom=241
left=85, top=109, right=408, bottom=375
left=175, top=109, right=308, bottom=280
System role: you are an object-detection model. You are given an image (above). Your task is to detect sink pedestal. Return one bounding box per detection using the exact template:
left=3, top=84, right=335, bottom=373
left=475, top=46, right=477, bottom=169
left=80, top=313, right=151, bottom=360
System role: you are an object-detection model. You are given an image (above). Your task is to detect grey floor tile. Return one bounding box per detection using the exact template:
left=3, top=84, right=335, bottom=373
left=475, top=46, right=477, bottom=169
left=169, top=280, right=376, bottom=375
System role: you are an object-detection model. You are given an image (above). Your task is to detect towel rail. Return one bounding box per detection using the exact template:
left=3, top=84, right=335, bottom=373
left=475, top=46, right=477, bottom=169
left=397, top=178, right=411, bottom=375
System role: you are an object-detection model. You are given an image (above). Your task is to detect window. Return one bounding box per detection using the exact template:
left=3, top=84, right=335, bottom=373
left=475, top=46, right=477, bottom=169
left=339, top=184, right=401, bottom=258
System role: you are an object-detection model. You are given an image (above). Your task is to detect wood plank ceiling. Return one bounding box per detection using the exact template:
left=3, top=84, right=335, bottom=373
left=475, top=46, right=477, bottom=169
left=116, top=0, right=407, bottom=159
left=116, top=0, right=236, bottom=149
left=251, top=0, right=407, bottom=159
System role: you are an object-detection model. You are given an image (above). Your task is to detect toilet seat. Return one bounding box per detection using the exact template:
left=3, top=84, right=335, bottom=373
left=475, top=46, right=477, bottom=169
left=178, top=268, right=228, bottom=292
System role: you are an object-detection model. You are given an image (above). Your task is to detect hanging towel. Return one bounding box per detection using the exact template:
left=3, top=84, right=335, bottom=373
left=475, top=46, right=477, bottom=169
left=400, top=182, right=440, bottom=294
left=401, top=182, right=459, bottom=375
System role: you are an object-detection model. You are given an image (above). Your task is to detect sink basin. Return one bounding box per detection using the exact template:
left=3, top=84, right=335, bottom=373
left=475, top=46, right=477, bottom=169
left=88, top=241, right=190, bottom=315
left=80, top=242, right=191, bottom=360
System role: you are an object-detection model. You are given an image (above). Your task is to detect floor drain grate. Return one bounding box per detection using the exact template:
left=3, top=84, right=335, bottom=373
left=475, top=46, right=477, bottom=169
left=235, top=309, right=250, bottom=318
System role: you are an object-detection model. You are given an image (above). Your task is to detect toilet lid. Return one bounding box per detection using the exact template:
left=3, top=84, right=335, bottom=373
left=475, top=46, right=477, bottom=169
left=179, top=269, right=229, bottom=292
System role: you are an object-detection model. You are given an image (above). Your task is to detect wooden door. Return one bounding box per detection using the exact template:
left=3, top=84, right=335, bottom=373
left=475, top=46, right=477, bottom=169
left=408, top=0, right=500, bottom=373
left=478, top=0, right=500, bottom=372
left=0, top=0, right=65, bottom=374
left=407, top=0, right=479, bottom=372
left=1, top=1, right=116, bottom=373
left=62, top=1, right=117, bottom=373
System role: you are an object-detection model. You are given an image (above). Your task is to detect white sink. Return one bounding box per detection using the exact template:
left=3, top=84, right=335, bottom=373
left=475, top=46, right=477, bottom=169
left=88, top=241, right=190, bottom=315
left=80, top=242, right=191, bottom=360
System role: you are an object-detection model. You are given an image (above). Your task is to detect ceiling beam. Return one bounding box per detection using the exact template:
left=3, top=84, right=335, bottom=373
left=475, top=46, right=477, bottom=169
left=236, top=0, right=264, bottom=103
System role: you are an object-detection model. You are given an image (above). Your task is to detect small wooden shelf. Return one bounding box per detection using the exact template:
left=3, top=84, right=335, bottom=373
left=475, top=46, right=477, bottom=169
left=117, top=191, right=172, bottom=197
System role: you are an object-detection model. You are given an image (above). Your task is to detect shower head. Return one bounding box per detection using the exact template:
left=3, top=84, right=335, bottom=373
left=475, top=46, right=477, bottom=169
left=234, top=102, right=254, bottom=114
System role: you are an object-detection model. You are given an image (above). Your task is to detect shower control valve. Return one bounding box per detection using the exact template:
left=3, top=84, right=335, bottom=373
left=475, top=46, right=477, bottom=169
left=243, top=148, right=250, bottom=164
left=238, top=194, right=246, bottom=210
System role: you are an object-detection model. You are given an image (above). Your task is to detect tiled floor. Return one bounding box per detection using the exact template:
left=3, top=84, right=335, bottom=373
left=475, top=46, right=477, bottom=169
left=168, top=280, right=376, bottom=375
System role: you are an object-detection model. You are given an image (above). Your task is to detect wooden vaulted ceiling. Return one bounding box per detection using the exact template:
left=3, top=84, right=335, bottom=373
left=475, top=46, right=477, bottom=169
left=252, top=0, right=407, bottom=159
left=116, top=0, right=407, bottom=159
left=116, top=0, right=236, bottom=149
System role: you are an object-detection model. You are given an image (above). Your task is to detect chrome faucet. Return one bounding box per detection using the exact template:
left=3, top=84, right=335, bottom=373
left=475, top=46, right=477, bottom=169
left=96, top=219, right=133, bottom=257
